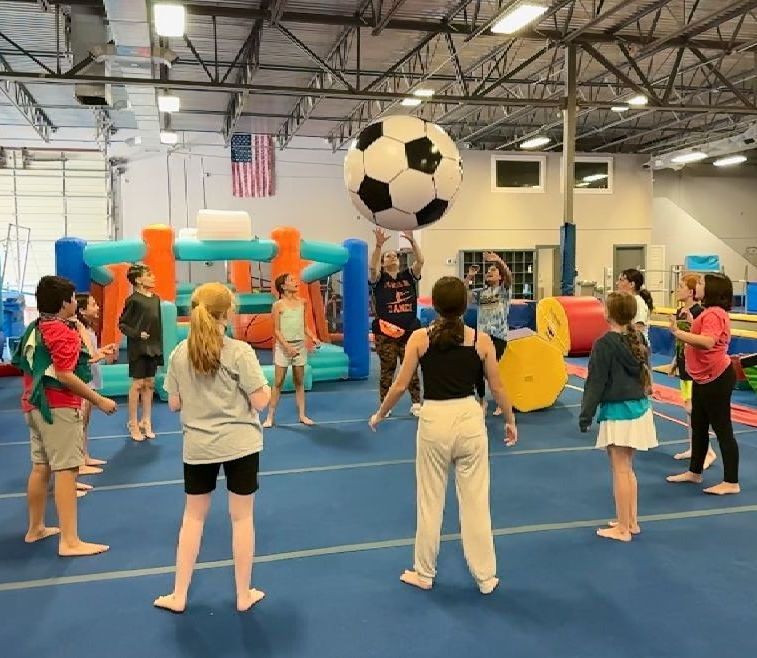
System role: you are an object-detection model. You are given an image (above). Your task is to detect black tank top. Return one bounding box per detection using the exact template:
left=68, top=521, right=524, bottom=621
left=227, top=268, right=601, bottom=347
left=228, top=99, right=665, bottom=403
left=420, top=327, right=484, bottom=400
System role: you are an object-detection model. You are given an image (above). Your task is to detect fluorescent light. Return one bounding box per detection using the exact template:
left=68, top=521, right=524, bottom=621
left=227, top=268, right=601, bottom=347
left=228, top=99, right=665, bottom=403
left=713, top=154, right=747, bottom=167
left=576, top=182, right=591, bottom=188
left=413, top=88, right=435, bottom=97
left=583, top=173, right=608, bottom=182
left=401, top=97, right=422, bottom=107
left=160, top=130, right=178, bottom=145
left=153, top=3, right=186, bottom=38
left=628, top=94, right=648, bottom=106
left=520, top=135, right=550, bottom=149
left=158, top=95, right=180, bottom=113
left=611, top=105, right=630, bottom=112
left=671, top=151, right=708, bottom=164
left=492, top=2, right=548, bottom=34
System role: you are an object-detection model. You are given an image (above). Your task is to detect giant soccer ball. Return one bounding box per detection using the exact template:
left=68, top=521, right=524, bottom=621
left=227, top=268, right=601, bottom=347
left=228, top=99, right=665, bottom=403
left=344, top=115, right=462, bottom=231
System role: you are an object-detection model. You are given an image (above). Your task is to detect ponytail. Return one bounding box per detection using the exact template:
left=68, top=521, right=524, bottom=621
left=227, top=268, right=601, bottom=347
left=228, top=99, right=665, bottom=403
left=429, top=317, right=464, bottom=351
left=622, top=324, right=652, bottom=392
left=639, top=288, right=654, bottom=312
left=188, top=301, right=224, bottom=375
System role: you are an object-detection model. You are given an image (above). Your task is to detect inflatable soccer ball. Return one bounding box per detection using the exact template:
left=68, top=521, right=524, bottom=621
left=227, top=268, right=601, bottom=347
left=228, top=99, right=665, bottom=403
left=344, top=115, right=462, bottom=230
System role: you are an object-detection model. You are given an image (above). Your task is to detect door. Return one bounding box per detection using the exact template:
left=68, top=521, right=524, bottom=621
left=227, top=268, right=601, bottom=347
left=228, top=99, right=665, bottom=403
left=613, top=245, right=647, bottom=282
left=535, top=245, right=560, bottom=299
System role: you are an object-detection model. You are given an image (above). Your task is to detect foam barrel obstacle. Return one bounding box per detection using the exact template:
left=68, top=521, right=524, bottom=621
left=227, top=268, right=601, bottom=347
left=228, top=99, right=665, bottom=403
left=536, top=296, right=609, bottom=356
left=499, top=328, right=567, bottom=412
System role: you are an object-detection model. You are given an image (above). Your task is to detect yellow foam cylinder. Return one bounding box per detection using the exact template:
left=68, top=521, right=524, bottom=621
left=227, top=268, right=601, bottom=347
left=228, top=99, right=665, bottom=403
left=536, top=297, right=571, bottom=356
left=499, top=329, right=567, bottom=412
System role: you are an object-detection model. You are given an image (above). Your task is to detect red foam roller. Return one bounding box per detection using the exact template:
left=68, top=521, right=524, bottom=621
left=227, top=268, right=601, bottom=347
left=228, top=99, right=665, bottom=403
left=558, top=296, right=609, bottom=356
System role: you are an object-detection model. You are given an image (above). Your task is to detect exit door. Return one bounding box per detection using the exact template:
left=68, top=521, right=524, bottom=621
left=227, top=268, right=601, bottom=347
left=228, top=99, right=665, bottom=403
left=613, top=245, right=647, bottom=278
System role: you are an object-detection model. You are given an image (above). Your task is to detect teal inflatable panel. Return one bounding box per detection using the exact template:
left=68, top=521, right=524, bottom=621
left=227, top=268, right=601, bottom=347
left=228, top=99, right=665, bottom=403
left=176, top=282, right=196, bottom=295
left=84, top=240, right=146, bottom=267
left=174, top=239, right=277, bottom=262
left=309, top=346, right=349, bottom=369
left=301, top=261, right=342, bottom=284
left=311, top=364, right=348, bottom=382
left=98, top=364, right=132, bottom=397
left=261, top=364, right=313, bottom=392
left=155, top=372, right=168, bottom=402
left=175, top=323, right=233, bottom=342
left=237, top=292, right=275, bottom=314
left=175, top=294, right=191, bottom=316
left=300, top=240, right=349, bottom=266
left=161, top=302, right=178, bottom=358
left=90, top=265, right=114, bottom=286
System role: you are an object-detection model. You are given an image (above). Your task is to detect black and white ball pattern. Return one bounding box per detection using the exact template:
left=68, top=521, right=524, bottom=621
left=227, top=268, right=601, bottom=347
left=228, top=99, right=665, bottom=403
left=344, top=116, right=462, bottom=231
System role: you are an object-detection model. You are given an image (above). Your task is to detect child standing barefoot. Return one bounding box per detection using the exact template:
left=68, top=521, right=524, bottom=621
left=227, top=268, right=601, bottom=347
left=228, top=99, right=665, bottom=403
left=119, top=264, right=162, bottom=441
left=580, top=292, right=658, bottom=542
left=667, top=275, right=716, bottom=468
left=263, top=273, right=320, bottom=428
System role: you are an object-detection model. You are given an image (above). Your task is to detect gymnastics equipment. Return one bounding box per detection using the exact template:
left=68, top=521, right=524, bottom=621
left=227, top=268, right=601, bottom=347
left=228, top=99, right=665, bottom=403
left=56, top=217, right=369, bottom=397
left=499, top=328, right=567, bottom=412
left=536, top=296, right=608, bottom=356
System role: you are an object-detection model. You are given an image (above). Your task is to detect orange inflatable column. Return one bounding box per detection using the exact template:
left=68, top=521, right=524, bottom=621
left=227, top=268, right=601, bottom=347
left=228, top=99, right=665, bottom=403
left=270, top=227, right=316, bottom=340
left=142, top=224, right=176, bottom=302
left=101, top=263, right=130, bottom=348
left=230, top=261, right=252, bottom=293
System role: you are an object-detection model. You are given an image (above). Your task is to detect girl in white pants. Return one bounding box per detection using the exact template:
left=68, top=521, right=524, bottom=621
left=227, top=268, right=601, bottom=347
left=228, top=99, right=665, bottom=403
left=370, top=276, right=517, bottom=594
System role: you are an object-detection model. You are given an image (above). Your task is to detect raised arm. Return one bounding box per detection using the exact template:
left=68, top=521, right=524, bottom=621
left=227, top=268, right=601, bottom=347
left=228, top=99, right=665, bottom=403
left=403, top=231, right=424, bottom=278
left=369, top=227, right=390, bottom=284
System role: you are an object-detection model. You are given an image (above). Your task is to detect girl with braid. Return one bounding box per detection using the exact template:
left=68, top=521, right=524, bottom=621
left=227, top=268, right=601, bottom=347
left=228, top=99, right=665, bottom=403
left=579, top=292, right=658, bottom=543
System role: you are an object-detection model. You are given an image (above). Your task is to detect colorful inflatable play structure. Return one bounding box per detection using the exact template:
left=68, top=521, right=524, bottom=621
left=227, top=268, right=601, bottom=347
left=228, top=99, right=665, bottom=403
left=54, top=210, right=369, bottom=398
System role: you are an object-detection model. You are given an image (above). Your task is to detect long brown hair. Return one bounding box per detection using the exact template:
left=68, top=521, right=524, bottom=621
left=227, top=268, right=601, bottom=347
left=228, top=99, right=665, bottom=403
left=429, top=276, right=467, bottom=350
left=606, top=292, right=651, bottom=391
left=188, top=283, right=234, bottom=375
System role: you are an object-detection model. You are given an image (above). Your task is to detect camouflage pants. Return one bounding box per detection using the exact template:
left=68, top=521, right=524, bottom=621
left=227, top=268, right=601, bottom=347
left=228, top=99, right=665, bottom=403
left=374, top=334, right=421, bottom=404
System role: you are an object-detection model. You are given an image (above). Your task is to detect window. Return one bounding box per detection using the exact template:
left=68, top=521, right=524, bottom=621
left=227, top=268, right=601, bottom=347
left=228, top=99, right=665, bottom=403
left=491, top=155, right=545, bottom=193
left=563, top=156, right=613, bottom=193
left=0, top=150, right=110, bottom=294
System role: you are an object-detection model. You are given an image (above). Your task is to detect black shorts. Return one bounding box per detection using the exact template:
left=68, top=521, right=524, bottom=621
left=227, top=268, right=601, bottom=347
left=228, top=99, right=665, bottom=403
left=128, top=355, right=161, bottom=379
left=491, top=337, right=508, bottom=361
left=183, top=452, right=260, bottom=496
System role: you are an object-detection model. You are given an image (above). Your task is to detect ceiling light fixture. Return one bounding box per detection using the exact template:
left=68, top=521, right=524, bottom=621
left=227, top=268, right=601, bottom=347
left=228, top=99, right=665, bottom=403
left=401, top=97, right=422, bottom=107
left=671, top=151, right=708, bottom=164
left=713, top=154, right=747, bottom=167
left=160, top=130, right=179, bottom=145
left=153, top=3, right=186, bottom=38
left=627, top=94, right=648, bottom=106
left=491, top=2, right=548, bottom=34
left=611, top=105, right=630, bottom=112
left=413, top=89, right=435, bottom=97
left=519, top=135, right=550, bottom=149
left=158, top=94, right=180, bottom=113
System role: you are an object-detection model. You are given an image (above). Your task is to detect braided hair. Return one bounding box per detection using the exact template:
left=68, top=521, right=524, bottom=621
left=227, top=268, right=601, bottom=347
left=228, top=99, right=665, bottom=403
left=606, top=292, right=652, bottom=392
left=429, top=277, right=467, bottom=351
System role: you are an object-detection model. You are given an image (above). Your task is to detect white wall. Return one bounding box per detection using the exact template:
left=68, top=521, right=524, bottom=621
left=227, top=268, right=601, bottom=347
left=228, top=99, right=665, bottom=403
left=117, top=136, right=653, bottom=296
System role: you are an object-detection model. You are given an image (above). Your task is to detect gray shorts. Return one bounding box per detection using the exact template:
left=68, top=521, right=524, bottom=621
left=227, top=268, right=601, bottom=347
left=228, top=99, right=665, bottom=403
left=25, top=408, right=85, bottom=472
left=273, top=340, right=306, bottom=368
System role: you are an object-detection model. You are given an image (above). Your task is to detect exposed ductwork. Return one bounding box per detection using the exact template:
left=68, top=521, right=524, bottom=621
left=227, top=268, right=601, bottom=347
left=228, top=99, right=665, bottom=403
left=101, top=0, right=166, bottom=149
left=651, top=122, right=757, bottom=170
left=70, top=5, right=111, bottom=106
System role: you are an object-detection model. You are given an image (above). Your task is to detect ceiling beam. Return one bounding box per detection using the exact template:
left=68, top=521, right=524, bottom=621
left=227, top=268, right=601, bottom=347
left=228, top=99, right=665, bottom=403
left=0, top=53, right=55, bottom=141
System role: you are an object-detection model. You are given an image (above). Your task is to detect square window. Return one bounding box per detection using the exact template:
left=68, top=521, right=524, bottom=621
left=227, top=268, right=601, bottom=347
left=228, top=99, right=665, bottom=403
left=491, top=156, right=545, bottom=193
left=563, top=156, right=613, bottom=193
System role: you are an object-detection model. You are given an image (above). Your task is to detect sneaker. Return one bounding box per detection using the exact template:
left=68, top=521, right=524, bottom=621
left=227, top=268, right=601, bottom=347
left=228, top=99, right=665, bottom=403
left=410, top=403, right=422, bottom=417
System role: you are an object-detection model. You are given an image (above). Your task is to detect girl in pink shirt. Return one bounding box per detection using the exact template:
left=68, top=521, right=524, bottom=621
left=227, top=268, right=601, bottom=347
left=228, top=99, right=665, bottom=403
left=666, top=274, right=739, bottom=495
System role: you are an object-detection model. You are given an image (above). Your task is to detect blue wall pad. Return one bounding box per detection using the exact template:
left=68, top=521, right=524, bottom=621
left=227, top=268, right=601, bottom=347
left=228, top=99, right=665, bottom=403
left=237, top=293, right=275, bottom=314
left=55, top=238, right=90, bottom=292
left=90, top=265, right=114, bottom=286
left=560, top=222, right=576, bottom=296
left=261, top=364, right=313, bottom=392
left=746, top=282, right=757, bottom=314
left=301, top=261, right=342, bottom=284
left=419, top=302, right=536, bottom=332
left=300, top=240, right=349, bottom=266
left=173, top=239, right=277, bottom=262
left=684, top=254, right=720, bottom=272
left=342, top=239, right=370, bottom=379
left=84, top=240, right=146, bottom=267
left=651, top=325, right=757, bottom=358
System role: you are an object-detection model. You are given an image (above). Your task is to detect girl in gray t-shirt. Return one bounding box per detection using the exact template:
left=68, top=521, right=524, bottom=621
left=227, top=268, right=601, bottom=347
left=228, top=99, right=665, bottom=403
left=156, top=283, right=271, bottom=614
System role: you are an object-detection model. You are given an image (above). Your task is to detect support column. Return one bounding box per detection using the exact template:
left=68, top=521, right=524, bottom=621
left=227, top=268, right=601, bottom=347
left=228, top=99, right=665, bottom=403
left=560, top=44, right=577, bottom=296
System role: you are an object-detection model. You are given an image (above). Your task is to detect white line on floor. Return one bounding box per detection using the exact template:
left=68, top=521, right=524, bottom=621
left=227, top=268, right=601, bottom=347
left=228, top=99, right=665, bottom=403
left=1, top=503, right=756, bottom=593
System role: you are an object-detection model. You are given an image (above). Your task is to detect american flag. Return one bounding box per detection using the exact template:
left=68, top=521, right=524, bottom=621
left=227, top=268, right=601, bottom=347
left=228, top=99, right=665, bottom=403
left=231, top=133, right=275, bottom=198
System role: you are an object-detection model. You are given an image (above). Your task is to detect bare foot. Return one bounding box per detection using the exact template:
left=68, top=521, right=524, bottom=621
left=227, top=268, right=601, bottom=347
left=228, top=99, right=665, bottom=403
left=666, top=471, right=703, bottom=484
left=76, top=489, right=88, bottom=499
left=154, top=594, right=186, bottom=614
left=597, top=526, right=632, bottom=542
left=608, top=520, right=641, bottom=535
left=262, top=417, right=274, bottom=428
left=400, top=570, right=432, bottom=590
left=703, top=451, right=718, bottom=470
left=479, top=577, right=499, bottom=595
left=24, top=526, right=60, bottom=543
left=86, top=457, right=107, bottom=466
left=79, top=464, right=103, bottom=475
left=140, top=422, right=156, bottom=440
left=58, top=540, right=109, bottom=557
left=703, top=482, right=740, bottom=496
left=493, top=407, right=503, bottom=416
left=237, top=588, right=266, bottom=612
left=299, top=416, right=315, bottom=426
left=128, top=422, right=145, bottom=442
left=673, top=449, right=691, bottom=460
left=76, top=482, right=93, bottom=491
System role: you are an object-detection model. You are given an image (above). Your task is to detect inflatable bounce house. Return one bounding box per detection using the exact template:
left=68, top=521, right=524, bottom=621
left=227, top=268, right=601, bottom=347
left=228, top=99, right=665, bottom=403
left=54, top=210, right=369, bottom=399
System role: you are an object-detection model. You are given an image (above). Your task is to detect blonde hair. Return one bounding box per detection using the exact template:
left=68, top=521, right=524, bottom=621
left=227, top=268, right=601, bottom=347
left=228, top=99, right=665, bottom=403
left=188, top=283, right=234, bottom=375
